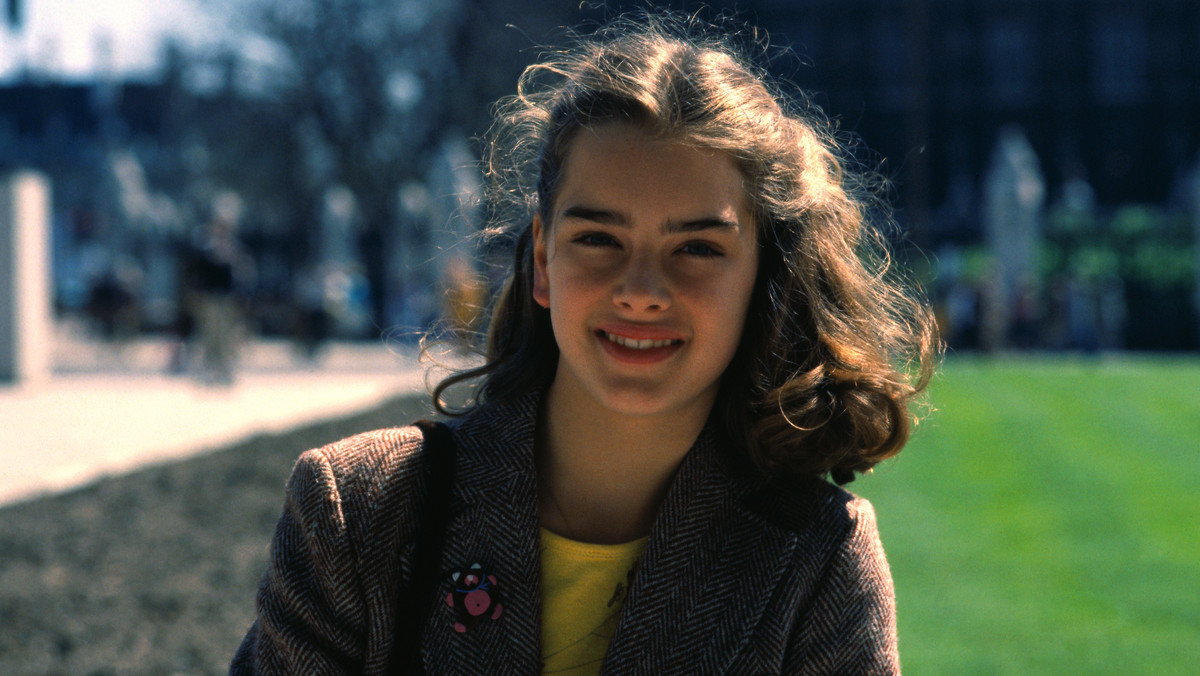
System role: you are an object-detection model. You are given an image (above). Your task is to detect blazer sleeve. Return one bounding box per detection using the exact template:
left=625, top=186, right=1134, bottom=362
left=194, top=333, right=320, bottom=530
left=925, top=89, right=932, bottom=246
left=783, top=497, right=900, bottom=675
left=231, top=448, right=369, bottom=675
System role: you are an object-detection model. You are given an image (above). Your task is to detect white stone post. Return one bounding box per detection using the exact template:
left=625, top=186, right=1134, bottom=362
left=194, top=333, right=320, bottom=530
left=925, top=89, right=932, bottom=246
left=0, top=171, right=53, bottom=384
left=982, top=125, right=1045, bottom=352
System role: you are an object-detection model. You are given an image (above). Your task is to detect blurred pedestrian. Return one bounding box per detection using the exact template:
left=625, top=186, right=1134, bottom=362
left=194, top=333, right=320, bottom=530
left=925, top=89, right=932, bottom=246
left=188, top=213, right=253, bottom=385
left=85, top=256, right=142, bottom=364
left=291, top=266, right=330, bottom=362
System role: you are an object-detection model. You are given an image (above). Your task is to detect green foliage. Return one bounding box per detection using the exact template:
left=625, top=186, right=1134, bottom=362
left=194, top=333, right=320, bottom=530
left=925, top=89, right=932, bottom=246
left=857, top=357, right=1200, bottom=674
left=1045, top=201, right=1099, bottom=240
left=1044, top=203, right=1196, bottom=289
left=1127, top=242, right=1195, bottom=291
left=1109, top=204, right=1160, bottom=240
left=931, top=245, right=996, bottom=288
left=1068, top=244, right=1120, bottom=280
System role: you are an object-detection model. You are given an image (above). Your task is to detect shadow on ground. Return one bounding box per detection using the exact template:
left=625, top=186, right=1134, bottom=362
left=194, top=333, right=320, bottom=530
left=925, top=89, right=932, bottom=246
left=0, top=393, right=436, bottom=676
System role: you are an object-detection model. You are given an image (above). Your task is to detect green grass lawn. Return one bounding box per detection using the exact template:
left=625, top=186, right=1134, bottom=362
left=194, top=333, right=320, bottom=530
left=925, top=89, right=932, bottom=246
left=855, top=355, right=1200, bottom=674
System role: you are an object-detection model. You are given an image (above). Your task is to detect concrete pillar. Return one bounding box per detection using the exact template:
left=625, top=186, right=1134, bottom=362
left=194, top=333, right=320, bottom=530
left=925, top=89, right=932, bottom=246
left=0, top=171, right=53, bottom=384
left=981, top=125, right=1044, bottom=352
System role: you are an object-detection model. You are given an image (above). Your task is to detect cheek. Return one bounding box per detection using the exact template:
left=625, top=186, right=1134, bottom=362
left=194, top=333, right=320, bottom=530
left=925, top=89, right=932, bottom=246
left=682, top=265, right=758, bottom=353
left=546, top=256, right=613, bottom=307
left=543, top=265, right=594, bottom=343
left=686, top=263, right=756, bottom=315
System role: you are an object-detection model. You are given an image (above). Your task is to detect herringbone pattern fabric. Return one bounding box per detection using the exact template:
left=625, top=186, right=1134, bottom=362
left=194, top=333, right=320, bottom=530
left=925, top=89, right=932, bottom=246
left=231, top=389, right=899, bottom=674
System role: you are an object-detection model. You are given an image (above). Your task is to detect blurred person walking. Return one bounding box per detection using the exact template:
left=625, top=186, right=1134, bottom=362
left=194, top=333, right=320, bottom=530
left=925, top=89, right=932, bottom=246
left=187, top=212, right=254, bottom=385
left=84, top=256, right=143, bottom=365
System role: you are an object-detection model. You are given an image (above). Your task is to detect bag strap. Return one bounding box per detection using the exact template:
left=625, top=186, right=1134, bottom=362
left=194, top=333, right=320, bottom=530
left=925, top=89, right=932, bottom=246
left=394, top=419, right=457, bottom=674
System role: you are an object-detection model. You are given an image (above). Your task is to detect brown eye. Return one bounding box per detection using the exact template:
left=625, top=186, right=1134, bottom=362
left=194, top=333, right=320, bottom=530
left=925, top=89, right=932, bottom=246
left=678, top=241, right=722, bottom=257
left=573, top=233, right=619, bottom=248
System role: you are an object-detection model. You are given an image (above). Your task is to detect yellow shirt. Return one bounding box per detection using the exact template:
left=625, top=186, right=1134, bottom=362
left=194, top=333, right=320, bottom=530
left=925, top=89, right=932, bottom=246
left=539, top=527, right=647, bottom=675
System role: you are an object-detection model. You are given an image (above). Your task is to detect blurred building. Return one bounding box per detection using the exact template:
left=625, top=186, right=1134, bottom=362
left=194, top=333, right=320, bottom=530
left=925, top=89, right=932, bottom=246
left=1, top=0, right=1198, bottom=347
left=752, top=0, right=1199, bottom=350
left=756, top=0, right=1199, bottom=241
left=0, top=50, right=306, bottom=332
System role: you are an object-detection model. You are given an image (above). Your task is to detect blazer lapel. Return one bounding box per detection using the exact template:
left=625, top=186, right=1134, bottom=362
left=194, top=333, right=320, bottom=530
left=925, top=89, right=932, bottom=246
left=602, top=428, right=799, bottom=674
left=421, top=395, right=544, bottom=675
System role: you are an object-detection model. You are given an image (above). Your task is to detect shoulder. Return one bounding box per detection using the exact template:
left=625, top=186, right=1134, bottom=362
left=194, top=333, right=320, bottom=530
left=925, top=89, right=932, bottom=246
left=762, top=481, right=898, bottom=670
left=284, top=424, right=439, bottom=522
left=744, top=474, right=878, bottom=534
left=301, top=425, right=428, bottom=482
left=740, top=475, right=887, bottom=571
left=765, top=479, right=894, bottom=614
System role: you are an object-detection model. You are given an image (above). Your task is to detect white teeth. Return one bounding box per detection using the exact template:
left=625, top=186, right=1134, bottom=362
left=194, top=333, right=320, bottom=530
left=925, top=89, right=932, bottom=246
left=603, top=332, right=677, bottom=349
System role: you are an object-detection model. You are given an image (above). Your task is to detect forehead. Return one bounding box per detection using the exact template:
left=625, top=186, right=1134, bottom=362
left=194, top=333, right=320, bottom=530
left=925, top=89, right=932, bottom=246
left=552, top=123, right=751, bottom=221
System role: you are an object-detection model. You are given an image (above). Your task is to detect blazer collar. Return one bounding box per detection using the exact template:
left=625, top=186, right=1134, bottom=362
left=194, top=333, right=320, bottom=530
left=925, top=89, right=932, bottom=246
left=602, top=426, right=800, bottom=673
left=425, top=390, right=544, bottom=672
left=428, top=388, right=799, bottom=674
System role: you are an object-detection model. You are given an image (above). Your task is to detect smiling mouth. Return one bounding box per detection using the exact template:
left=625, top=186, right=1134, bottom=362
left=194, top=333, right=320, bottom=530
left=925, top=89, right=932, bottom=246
left=598, top=331, right=683, bottom=350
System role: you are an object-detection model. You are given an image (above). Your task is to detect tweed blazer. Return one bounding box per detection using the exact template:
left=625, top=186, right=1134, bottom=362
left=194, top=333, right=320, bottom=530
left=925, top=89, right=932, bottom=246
left=231, top=389, right=899, bottom=675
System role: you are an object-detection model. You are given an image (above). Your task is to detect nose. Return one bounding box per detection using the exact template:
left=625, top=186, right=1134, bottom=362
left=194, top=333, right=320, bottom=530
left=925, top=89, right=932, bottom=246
left=613, top=254, right=670, bottom=313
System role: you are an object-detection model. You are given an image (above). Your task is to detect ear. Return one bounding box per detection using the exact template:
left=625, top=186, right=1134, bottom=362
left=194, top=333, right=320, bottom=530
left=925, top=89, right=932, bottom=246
left=531, top=215, right=551, bottom=309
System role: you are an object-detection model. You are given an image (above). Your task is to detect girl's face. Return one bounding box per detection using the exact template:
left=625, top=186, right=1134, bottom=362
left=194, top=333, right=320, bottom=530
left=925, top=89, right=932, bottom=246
left=533, top=122, right=759, bottom=421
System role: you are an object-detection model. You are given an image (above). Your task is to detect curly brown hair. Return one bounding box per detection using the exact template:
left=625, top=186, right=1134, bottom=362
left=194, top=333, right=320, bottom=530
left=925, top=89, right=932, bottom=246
left=433, top=12, right=940, bottom=485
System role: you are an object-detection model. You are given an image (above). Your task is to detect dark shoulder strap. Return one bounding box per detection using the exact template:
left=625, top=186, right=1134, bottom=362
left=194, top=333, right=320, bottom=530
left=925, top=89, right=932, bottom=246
left=394, top=419, right=456, bottom=674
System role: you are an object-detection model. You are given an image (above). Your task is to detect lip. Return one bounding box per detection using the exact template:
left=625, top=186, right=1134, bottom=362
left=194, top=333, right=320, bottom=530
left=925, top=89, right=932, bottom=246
left=595, top=323, right=686, bottom=342
left=594, top=324, right=685, bottom=365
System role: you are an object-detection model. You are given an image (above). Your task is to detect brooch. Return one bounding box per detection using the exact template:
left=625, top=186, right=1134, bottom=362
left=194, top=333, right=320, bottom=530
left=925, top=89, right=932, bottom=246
left=445, top=563, right=503, bottom=633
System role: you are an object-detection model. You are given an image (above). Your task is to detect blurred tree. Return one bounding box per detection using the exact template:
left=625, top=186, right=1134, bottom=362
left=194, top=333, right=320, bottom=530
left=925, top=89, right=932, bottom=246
left=5, top=0, right=21, bottom=30
left=225, top=0, right=591, bottom=330
left=1042, top=202, right=1196, bottom=349
left=198, top=0, right=745, bottom=330
left=222, top=0, right=469, bottom=328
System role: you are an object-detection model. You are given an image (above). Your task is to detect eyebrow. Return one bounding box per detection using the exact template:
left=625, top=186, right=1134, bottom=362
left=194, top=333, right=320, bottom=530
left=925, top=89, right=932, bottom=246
left=560, top=205, right=741, bottom=233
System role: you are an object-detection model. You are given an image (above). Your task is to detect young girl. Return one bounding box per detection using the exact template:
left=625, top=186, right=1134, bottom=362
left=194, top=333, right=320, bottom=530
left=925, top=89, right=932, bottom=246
left=233, top=13, right=938, bottom=675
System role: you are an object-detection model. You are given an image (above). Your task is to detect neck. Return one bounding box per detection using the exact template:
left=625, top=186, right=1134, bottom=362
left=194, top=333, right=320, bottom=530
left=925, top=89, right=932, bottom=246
left=537, top=376, right=712, bottom=544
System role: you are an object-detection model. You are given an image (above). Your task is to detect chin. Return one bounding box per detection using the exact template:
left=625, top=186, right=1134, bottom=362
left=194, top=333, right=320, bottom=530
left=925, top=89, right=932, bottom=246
left=594, top=382, right=713, bottom=421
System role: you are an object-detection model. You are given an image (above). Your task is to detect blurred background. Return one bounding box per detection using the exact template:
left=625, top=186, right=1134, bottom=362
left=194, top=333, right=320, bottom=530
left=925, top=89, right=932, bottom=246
left=2, top=0, right=1198, bottom=365
left=1, top=1, right=1198, bottom=674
